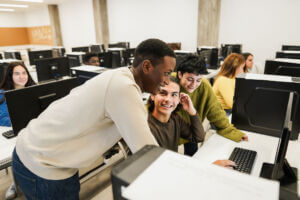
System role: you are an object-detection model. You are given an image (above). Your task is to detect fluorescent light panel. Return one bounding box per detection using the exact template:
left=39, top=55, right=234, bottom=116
left=0, top=4, right=28, bottom=8
left=0, top=8, right=14, bottom=11
left=11, top=0, right=43, bottom=2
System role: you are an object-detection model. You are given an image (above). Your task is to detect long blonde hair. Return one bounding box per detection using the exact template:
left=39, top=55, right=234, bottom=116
left=217, top=53, right=245, bottom=79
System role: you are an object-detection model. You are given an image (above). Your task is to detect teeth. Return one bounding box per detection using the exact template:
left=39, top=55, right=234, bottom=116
left=161, top=104, right=172, bottom=108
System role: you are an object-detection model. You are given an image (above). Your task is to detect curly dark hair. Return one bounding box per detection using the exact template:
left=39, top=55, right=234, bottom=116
left=83, top=53, right=98, bottom=64
left=147, top=76, right=181, bottom=113
left=0, top=62, right=36, bottom=90
left=133, top=38, right=176, bottom=68
left=176, top=54, right=208, bottom=76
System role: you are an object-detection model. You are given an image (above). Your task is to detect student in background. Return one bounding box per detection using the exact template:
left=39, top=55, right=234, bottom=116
left=0, top=62, right=35, bottom=126
left=175, top=54, right=248, bottom=156
left=12, top=38, right=176, bottom=199
left=148, top=76, right=236, bottom=168
left=83, top=53, right=100, bottom=66
left=242, top=52, right=259, bottom=73
left=213, top=53, right=245, bottom=114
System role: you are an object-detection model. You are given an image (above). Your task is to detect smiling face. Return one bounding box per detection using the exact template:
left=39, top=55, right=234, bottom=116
left=178, top=72, right=202, bottom=93
left=151, top=81, right=180, bottom=118
left=143, top=56, right=176, bottom=94
left=12, top=65, right=28, bottom=89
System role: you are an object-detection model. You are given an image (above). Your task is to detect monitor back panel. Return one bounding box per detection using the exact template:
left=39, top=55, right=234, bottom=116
left=264, top=60, right=300, bottom=75
left=5, top=77, right=79, bottom=135
left=232, top=78, right=300, bottom=140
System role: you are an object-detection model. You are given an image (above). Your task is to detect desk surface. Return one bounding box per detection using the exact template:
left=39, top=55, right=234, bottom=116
left=0, top=126, right=16, bottom=161
left=193, top=130, right=300, bottom=196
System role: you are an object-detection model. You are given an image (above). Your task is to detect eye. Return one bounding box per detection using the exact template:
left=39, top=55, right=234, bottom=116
left=164, top=72, right=171, bottom=76
left=172, top=93, right=178, bottom=97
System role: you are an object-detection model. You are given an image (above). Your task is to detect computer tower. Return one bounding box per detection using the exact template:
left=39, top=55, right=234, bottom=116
left=66, top=52, right=85, bottom=67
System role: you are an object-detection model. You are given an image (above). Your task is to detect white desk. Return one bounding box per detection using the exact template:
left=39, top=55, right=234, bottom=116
left=205, top=69, right=219, bottom=80
left=0, top=127, right=16, bottom=164
left=193, top=130, right=300, bottom=197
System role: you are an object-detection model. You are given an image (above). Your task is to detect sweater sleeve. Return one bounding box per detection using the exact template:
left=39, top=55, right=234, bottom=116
left=105, top=76, right=158, bottom=153
left=179, top=114, right=205, bottom=143
left=0, top=92, right=11, bottom=127
left=214, top=77, right=234, bottom=109
left=202, top=79, right=245, bottom=142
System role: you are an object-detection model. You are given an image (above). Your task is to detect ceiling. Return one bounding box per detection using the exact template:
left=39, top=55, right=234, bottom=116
left=0, top=0, right=70, bottom=12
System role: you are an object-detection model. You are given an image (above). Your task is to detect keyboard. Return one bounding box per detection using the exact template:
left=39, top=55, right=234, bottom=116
left=229, top=147, right=257, bottom=174
left=2, top=129, right=15, bottom=139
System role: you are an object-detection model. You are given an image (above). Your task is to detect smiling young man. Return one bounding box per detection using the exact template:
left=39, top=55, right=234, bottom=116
left=176, top=54, right=248, bottom=156
left=12, top=38, right=176, bottom=199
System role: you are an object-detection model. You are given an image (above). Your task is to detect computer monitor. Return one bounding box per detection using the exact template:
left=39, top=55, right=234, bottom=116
left=28, top=50, right=53, bottom=65
left=98, top=52, right=112, bottom=68
left=5, top=77, right=79, bottom=136
left=264, top=59, right=300, bottom=75
left=108, top=42, right=130, bottom=49
left=66, top=52, right=85, bottom=67
left=90, top=44, right=105, bottom=53
left=232, top=74, right=300, bottom=140
left=260, top=92, right=298, bottom=197
left=72, top=46, right=90, bottom=53
left=282, top=45, right=300, bottom=51
left=274, top=66, right=300, bottom=77
left=0, top=62, right=9, bottom=83
left=221, top=44, right=242, bottom=59
left=52, top=47, right=66, bottom=57
left=276, top=51, right=300, bottom=60
left=198, top=48, right=219, bottom=69
left=0, top=53, right=3, bottom=59
left=4, top=51, right=22, bottom=60
left=35, top=57, right=70, bottom=82
left=123, top=48, right=135, bottom=66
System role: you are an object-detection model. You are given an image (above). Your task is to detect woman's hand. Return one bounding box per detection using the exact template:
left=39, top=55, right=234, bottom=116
left=180, top=93, right=196, bottom=116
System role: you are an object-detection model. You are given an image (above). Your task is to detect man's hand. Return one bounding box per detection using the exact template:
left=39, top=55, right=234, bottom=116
left=213, top=160, right=236, bottom=169
left=180, top=93, right=196, bottom=116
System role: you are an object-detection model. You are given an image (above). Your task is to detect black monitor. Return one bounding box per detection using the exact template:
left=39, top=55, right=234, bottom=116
left=35, top=57, right=70, bottom=82
left=72, top=46, right=90, bottom=53
left=260, top=92, right=298, bottom=198
left=0, top=53, right=3, bottom=59
left=264, top=60, right=300, bottom=75
left=221, top=44, right=242, bottom=59
left=282, top=45, right=300, bottom=51
left=4, top=77, right=79, bottom=136
left=274, top=66, right=300, bottom=77
left=123, top=48, right=135, bottom=66
left=28, top=50, right=53, bottom=65
left=98, top=52, right=112, bottom=68
left=52, top=47, right=66, bottom=57
left=66, top=52, right=85, bottom=67
left=276, top=51, right=300, bottom=60
left=198, top=49, right=219, bottom=69
left=232, top=74, right=300, bottom=140
left=4, top=51, right=22, bottom=60
left=108, top=42, right=130, bottom=49
left=90, top=44, right=105, bottom=53
left=0, top=62, right=9, bottom=83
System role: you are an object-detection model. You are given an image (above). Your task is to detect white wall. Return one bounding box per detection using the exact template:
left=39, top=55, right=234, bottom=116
left=219, top=0, right=300, bottom=71
left=0, top=12, right=26, bottom=27
left=58, top=0, right=96, bottom=52
left=107, top=0, right=198, bottom=50
left=25, top=6, right=50, bottom=27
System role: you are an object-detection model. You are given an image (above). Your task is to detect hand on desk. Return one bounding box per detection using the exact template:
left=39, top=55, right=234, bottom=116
left=240, top=135, right=248, bottom=141
left=213, top=160, right=236, bottom=169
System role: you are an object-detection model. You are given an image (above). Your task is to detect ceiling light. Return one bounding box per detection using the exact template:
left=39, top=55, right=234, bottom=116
left=0, top=4, right=28, bottom=8
left=0, top=8, right=14, bottom=12
left=11, top=0, right=43, bottom=2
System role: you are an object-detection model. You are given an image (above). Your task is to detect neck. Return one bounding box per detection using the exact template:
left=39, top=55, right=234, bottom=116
left=130, top=67, right=144, bottom=92
left=152, top=110, right=171, bottom=123
left=14, top=85, right=24, bottom=90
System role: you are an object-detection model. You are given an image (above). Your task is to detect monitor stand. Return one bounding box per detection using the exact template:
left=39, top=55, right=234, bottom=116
left=260, top=159, right=298, bottom=199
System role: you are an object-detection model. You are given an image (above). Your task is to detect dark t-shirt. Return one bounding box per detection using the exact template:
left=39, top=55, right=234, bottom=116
left=148, top=113, right=205, bottom=152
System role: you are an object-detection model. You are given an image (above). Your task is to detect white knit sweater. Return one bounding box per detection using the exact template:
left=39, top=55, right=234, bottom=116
left=16, top=67, right=158, bottom=180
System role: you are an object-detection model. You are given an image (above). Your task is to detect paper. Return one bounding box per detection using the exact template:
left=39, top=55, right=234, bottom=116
left=122, top=150, right=279, bottom=200
left=245, top=73, right=292, bottom=82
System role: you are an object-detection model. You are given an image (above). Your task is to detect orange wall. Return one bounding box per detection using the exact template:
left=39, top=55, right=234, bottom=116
left=0, top=26, right=53, bottom=46
left=0, top=27, right=29, bottom=46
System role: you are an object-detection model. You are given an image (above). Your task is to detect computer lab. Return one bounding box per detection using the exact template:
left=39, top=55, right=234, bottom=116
left=0, top=0, right=299, bottom=200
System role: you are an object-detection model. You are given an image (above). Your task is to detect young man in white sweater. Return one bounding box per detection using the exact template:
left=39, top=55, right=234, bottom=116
left=12, top=38, right=176, bottom=199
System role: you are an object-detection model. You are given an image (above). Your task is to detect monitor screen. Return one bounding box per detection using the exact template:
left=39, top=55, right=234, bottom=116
left=232, top=75, right=300, bottom=140
left=5, top=77, right=79, bottom=135
left=35, top=57, right=70, bottom=82
left=72, top=46, right=90, bottom=53
left=264, top=60, right=300, bottom=76
left=28, top=50, right=53, bottom=65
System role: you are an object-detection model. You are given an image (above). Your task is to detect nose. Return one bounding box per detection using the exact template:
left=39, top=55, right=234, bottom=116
left=162, top=76, right=170, bottom=86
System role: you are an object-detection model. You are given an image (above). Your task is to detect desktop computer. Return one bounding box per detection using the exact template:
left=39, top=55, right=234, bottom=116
left=264, top=59, right=300, bottom=77
left=71, top=46, right=90, bottom=53
left=123, top=48, right=135, bottom=66
left=282, top=45, right=300, bottom=51
left=4, top=77, right=79, bottom=136
left=108, top=42, right=130, bottom=49
left=232, top=74, right=300, bottom=140
left=107, top=48, right=125, bottom=68
left=66, top=52, right=86, bottom=67
left=35, top=57, right=70, bottom=82
left=28, top=50, right=53, bottom=66
left=0, top=62, right=9, bottom=83
left=276, top=51, right=300, bottom=60
left=90, top=44, right=105, bottom=53
left=220, top=44, right=242, bottom=59
left=4, top=51, right=22, bottom=60
left=197, top=47, right=219, bottom=69
left=52, top=47, right=66, bottom=57
left=0, top=53, right=3, bottom=59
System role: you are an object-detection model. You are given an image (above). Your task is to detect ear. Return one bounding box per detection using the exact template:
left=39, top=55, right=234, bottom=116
left=142, top=60, right=153, bottom=74
left=150, top=93, right=155, bottom=101
left=178, top=71, right=183, bottom=79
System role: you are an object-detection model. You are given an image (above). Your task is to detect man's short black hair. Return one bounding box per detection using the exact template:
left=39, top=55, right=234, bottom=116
left=133, top=38, right=176, bottom=68
left=176, top=54, right=208, bottom=75
left=83, top=53, right=98, bottom=63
